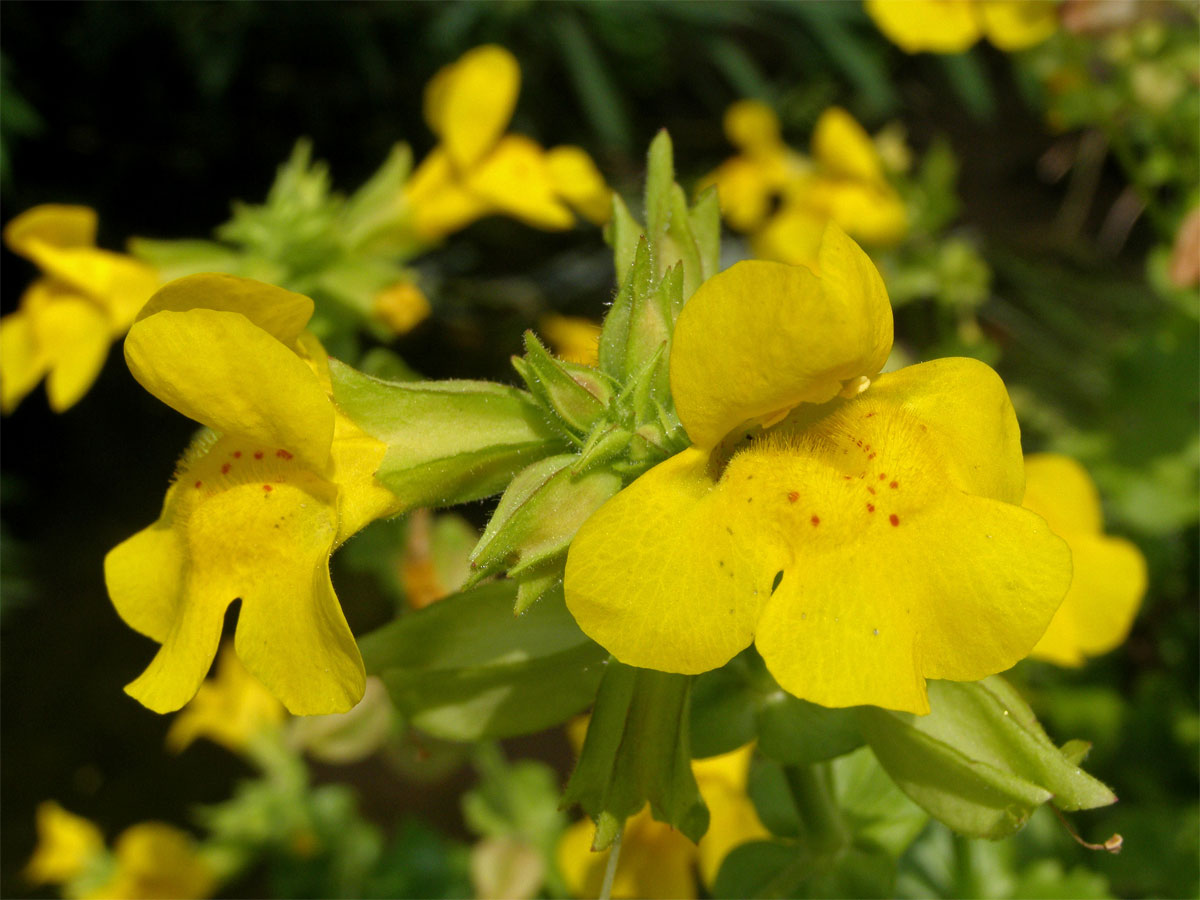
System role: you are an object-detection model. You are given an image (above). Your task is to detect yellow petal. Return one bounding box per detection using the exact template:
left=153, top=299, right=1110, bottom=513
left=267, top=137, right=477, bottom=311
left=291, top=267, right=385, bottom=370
left=546, top=145, right=612, bottom=225
left=136, top=274, right=314, bottom=346
left=4, top=204, right=97, bottom=255
left=816, top=179, right=909, bottom=246
left=865, top=0, right=983, bottom=53
left=25, top=802, right=105, bottom=885
left=466, top=135, right=575, bottom=231
left=670, top=226, right=892, bottom=449
left=124, top=309, right=334, bottom=471
left=695, top=746, right=769, bottom=887
left=979, top=0, right=1056, bottom=51
left=0, top=307, right=48, bottom=413
left=724, top=100, right=782, bottom=152
left=406, top=148, right=492, bottom=240
left=329, top=409, right=402, bottom=544
left=427, top=45, right=520, bottom=171
left=1021, top=453, right=1102, bottom=535
left=812, top=108, right=884, bottom=184
left=565, top=447, right=772, bottom=673
left=19, top=245, right=156, bottom=330
left=105, top=501, right=186, bottom=643
left=92, top=823, right=214, bottom=900
left=1023, top=454, right=1146, bottom=665
left=748, top=204, right=828, bottom=266
left=166, top=643, right=286, bottom=754
left=557, top=807, right=698, bottom=900
left=706, top=157, right=779, bottom=233
left=539, top=313, right=601, bottom=366
left=30, top=293, right=113, bottom=412
left=372, top=281, right=431, bottom=335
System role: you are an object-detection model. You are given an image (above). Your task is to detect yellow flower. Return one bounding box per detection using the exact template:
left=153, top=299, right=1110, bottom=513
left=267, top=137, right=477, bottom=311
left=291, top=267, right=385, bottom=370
left=1022, top=454, right=1147, bottom=666
left=752, top=108, right=908, bottom=265
left=166, top=642, right=287, bottom=754
left=105, top=274, right=404, bottom=716
left=88, top=823, right=214, bottom=900
left=538, top=313, right=601, bottom=366
left=405, top=45, right=611, bottom=241
left=372, top=280, right=431, bottom=335
left=865, top=0, right=1057, bottom=54
left=25, top=802, right=105, bottom=886
left=558, top=745, right=767, bottom=899
left=564, top=225, right=1072, bottom=714
left=1, top=205, right=157, bottom=413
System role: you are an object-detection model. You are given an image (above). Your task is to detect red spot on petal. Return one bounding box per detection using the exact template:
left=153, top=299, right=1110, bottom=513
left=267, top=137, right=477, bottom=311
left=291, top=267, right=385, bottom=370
left=811, top=515, right=820, bottom=526
left=889, top=514, right=900, bottom=526
left=890, top=481, right=899, bottom=489
left=254, top=451, right=264, bottom=460
left=233, top=451, right=242, bottom=458
left=868, top=486, right=876, bottom=494
left=867, top=503, right=875, bottom=512
left=920, top=424, right=927, bottom=431
left=276, top=449, right=293, bottom=460
left=879, top=473, right=887, bottom=480
left=842, top=475, right=852, bottom=480
left=262, top=484, right=273, bottom=492
left=194, top=481, right=202, bottom=489
left=787, top=491, right=799, bottom=503
left=865, top=412, right=875, bottom=418
left=221, top=463, right=231, bottom=474
left=868, top=452, right=876, bottom=460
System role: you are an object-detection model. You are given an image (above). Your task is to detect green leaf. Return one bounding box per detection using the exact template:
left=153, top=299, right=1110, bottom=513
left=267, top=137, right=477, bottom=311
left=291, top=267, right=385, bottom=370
left=691, top=662, right=759, bottom=758
left=127, top=238, right=244, bottom=283
left=711, top=840, right=895, bottom=900
left=360, top=581, right=606, bottom=741
left=330, top=360, right=567, bottom=508
left=758, top=694, right=865, bottom=766
left=467, top=454, right=622, bottom=582
left=858, top=677, right=1117, bottom=839
left=562, top=661, right=709, bottom=847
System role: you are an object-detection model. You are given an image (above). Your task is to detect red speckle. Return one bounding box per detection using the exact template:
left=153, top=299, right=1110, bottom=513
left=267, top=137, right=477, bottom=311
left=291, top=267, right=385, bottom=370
left=889, top=514, right=900, bottom=527
left=867, top=503, right=875, bottom=512
left=232, top=451, right=242, bottom=458
left=811, top=515, right=821, bottom=526
left=194, top=481, right=202, bottom=489
left=856, top=440, right=863, bottom=448
left=889, top=481, right=899, bottom=489
left=919, top=424, right=927, bottom=431
left=865, top=412, right=875, bottom=418
left=276, top=449, right=293, bottom=460
left=868, top=452, right=876, bottom=460
left=868, top=486, right=876, bottom=495
left=254, top=451, right=264, bottom=460
left=879, top=473, right=887, bottom=480
left=842, top=475, right=852, bottom=480
left=787, top=491, right=799, bottom=503
left=221, top=463, right=231, bottom=474
left=262, top=484, right=273, bottom=492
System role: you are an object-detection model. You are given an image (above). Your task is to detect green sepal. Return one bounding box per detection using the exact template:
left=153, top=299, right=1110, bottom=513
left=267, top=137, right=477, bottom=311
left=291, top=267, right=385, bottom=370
left=561, top=661, right=709, bottom=849
left=688, top=185, right=721, bottom=284
left=359, top=581, right=606, bottom=742
left=467, top=454, right=622, bottom=583
left=605, top=194, right=642, bottom=288
left=644, top=129, right=675, bottom=240
left=857, top=677, right=1117, bottom=839
left=570, top=423, right=634, bottom=476
left=513, top=559, right=564, bottom=615
left=340, top=142, right=416, bottom=253
left=516, top=332, right=613, bottom=435
left=599, top=236, right=656, bottom=382
left=127, top=238, right=244, bottom=284
left=330, top=360, right=566, bottom=509
left=666, top=183, right=703, bottom=302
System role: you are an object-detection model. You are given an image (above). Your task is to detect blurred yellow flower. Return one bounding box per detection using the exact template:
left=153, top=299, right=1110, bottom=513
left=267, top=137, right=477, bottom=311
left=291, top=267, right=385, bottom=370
left=105, top=274, right=404, bottom=716
left=565, top=226, right=1071, bottom=714
left=1023, top=454, right=1147, bottom=666
left=89, top=823, right=214, bottom=900
left=865, top=0, right=1057, bottom=54
left=1, top=205, right=157, bottom=412
left=166, top=642, right=287, bottom=754
left=25, top=801, right=105, bottom=886
left=406, top=45, right=611, bottom=241
left=706, top=104, right=907, bottom=268
left=558, top=744, right=767, bottom=899
left=372, top=280, right=432, bottom=335
left=539, top=313, right=601, bottom=366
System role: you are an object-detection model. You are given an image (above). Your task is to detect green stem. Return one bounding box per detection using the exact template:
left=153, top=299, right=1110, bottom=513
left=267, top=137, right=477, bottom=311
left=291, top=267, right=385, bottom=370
left=782, top=763, right=849, bottom=857
left=599, top=827, right=622, bottom=900
left=952, top=831, right=981, bottom=899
